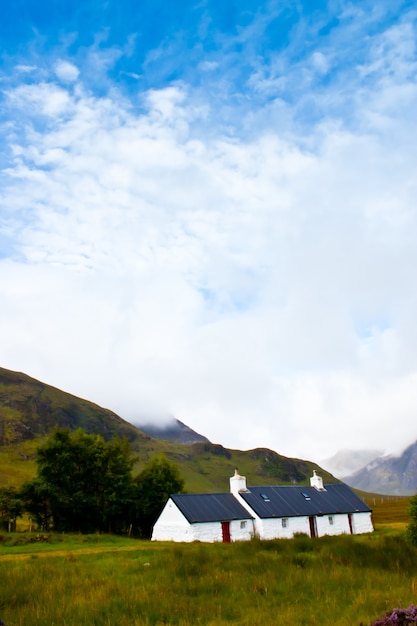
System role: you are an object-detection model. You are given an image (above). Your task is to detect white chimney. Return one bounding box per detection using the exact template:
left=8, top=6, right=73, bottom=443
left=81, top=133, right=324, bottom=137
left=310, top=470, right=326, bottom=491
left=230, top=469, right=248, bottom=495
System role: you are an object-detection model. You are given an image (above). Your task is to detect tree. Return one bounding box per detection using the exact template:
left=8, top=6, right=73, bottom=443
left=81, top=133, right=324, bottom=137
left=0, top=486, right=22, bottom=532
left=22, top=428, right=135, bottom=533
left=20, top=478, right=53, bottom=531
left=97, top=437, right=136, bottom=533
left=406, top=494, right=417, bottom=546
left=133, top=455, right=184, bottom=538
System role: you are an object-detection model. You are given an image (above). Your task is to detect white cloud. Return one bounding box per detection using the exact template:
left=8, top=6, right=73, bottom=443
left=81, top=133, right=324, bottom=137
left=15, top=64, right=37, bottom=74
left=1, top=10, right=417, bottom=463
left=311, top=51, right=329, bottom=74
left=54, top=60, right=80, bottom=83
left=198, top=61, right=219, bottom=72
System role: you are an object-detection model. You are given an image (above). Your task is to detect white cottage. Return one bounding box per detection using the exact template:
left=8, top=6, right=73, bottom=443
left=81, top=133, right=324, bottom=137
left=151, top=492, right=255, bottom=543
left=151, top=470, right=373, bottom=543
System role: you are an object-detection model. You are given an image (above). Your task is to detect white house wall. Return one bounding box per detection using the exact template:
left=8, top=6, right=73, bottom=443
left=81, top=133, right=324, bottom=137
left=351, top=512, right=374, bottom=534
left=191, top=519, right=254, bottom=543
left=229, top=519, right=256, bottom=542
left=315, top=514, right=351, bottom=537
left=188, top=521, right=223, bottom=542
left=254, top=513, right=372, bottom=539
left=257, top=516, right=310, bottom=540
left=151, top=499, right=191, bottom=542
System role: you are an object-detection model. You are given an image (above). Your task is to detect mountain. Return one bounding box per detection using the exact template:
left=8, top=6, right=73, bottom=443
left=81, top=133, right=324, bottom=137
left=0, top=366, right=143, bottom=444
left=320, top=448, right=384, bottom=478
left=136, top=417, right=210, bottom=445
left=0, top=366, right=337, bottom=492
left=343, top=441, right=417, bottom=496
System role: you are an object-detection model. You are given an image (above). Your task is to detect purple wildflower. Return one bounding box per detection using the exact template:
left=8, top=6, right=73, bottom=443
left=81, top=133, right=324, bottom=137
left=369, top=605, right=417, bottom=625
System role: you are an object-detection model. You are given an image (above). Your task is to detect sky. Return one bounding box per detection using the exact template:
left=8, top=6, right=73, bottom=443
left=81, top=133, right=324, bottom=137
left=1, top=0, right=416, bottom=465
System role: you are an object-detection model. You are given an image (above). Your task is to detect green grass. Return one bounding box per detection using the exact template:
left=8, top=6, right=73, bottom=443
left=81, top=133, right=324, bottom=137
left=1, top=527, right=416, bottom=626
left=361, top=492, right=411, bottom=528
left=0, top=532, right=139, bottom=555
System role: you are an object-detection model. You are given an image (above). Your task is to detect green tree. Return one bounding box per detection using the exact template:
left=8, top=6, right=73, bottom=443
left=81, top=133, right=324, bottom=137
left=97, top=437, right=136, bottom=533
left=20, top=478, right=53, bottom=531
left=133, top=455, right=184, bottom=538
left=0, top=486, right=22, bottom=531
left=22, top=428, right=135, bottom=533
left=406, top=494, right=417, bottom=546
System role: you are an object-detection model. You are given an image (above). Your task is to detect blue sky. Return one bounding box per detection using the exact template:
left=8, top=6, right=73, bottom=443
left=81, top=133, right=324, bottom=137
left=1, top=0, right=417, bottom=467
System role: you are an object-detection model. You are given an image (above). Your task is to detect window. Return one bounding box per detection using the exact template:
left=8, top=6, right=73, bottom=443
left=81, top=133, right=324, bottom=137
left=282, top=518, right=288, bottom=529
left=260, top=493, right=270, bottom=502
left=301, top=492, right=311, bottom=501
left=240, top=521, right=247, bottom=529
left=328, top=515, right=334, bottom=525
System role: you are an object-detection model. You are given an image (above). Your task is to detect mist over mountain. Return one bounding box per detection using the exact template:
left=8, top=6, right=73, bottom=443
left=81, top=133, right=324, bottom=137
left=321, top=448, right=384, bottom=479
left=136, top=418, right=210, bottom=445
left=342, top=441, right=417, bottom=495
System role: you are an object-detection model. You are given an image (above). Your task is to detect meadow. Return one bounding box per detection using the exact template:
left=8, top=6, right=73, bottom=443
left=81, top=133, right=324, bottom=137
left=0, top=495, right=416, bottom=626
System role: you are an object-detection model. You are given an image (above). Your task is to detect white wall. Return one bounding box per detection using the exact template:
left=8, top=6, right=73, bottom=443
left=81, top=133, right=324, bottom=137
left=151, top=499, right=192, bottom=542
left=351, top=512, right=374, bottom=534
left=257, top=516, right=311, bottom=540
left=255, top=512, right=373, bottom=539
left=191, top=519, right=254, bottom=543
left=316, top=514, right=351, bottom=537
left=188, top=521, right=223, bottom=542
left=230, top=519, right=256, bottom=542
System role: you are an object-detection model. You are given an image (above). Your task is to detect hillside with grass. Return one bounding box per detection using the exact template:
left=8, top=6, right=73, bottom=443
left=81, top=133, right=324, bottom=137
left=0, top=366, right=336, bottom=492
left=0, top=366, right=143, bottom=444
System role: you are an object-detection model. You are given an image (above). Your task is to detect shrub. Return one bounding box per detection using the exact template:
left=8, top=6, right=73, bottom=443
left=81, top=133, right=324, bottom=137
left=406, top=494, right=417, bottom=546
left=366, top=605, right=417, bottom=625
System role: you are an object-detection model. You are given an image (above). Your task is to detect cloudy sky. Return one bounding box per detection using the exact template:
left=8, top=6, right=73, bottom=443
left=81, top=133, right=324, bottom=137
left=1, top=0, right=416, bottom=464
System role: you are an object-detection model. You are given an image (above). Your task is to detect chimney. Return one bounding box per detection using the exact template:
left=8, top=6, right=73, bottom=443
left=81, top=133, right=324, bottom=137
left=310, top=470, right=326, bottom=491
left=230, top=469, right=248, bottom=495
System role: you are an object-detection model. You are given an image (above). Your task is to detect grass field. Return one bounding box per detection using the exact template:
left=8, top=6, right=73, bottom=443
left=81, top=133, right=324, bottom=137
left=1, top=502, right=416, bottom=626
left=362, top=493, right=411, bottom=527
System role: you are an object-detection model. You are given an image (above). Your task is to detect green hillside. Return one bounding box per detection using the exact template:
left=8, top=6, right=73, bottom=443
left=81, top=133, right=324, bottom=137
left=0, top=366, right=336, bottom=492
left=0, top=366, right=142, bottom=444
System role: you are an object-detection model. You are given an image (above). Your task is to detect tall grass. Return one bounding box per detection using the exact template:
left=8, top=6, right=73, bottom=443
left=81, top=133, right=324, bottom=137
left=1, top=531, right=417, bottom=625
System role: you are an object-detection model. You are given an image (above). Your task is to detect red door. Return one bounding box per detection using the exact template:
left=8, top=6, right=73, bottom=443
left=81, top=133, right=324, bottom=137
left=221, top=521, right=231, bottom=543
left=309, top=516, right=317, bottom=538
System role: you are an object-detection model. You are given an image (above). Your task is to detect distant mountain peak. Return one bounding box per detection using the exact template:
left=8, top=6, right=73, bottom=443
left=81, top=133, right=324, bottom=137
left=342, top=440, right=417, bottom=495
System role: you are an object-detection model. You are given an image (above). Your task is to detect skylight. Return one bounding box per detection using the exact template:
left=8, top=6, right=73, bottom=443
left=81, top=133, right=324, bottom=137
left=260, top=493, right=270, bottom=502
left=301, top=492, right=311, bottom=501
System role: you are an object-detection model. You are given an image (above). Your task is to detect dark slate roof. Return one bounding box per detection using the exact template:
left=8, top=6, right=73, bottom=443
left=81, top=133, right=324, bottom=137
left=239, top=484, right=371, bottom=519
left=170, top=493, right=254, bottom=523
